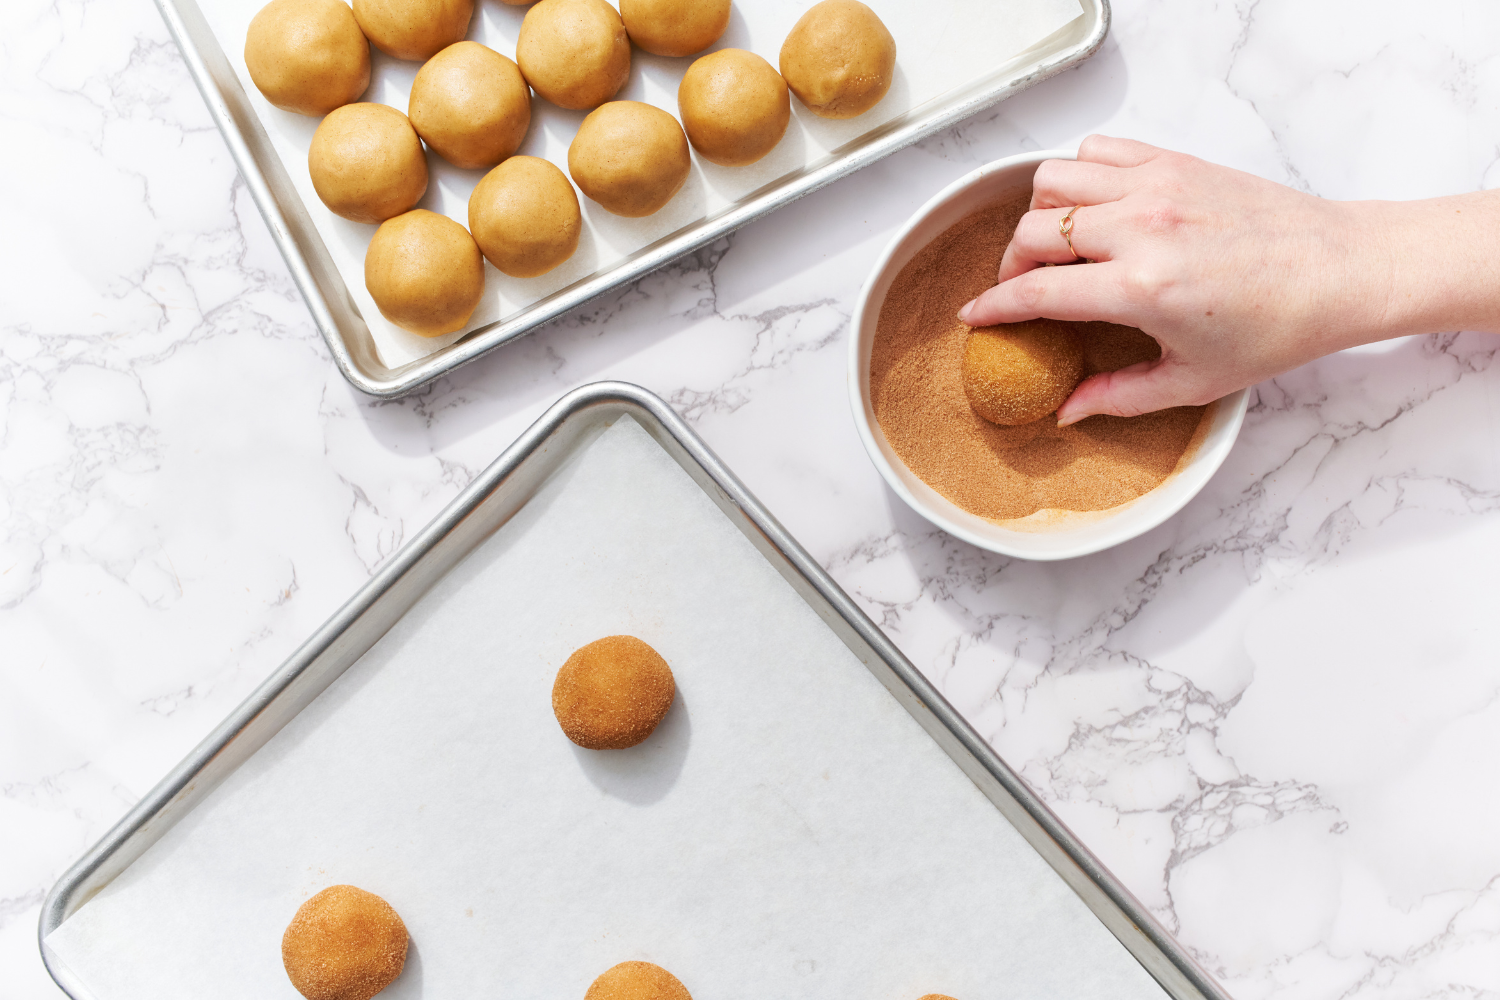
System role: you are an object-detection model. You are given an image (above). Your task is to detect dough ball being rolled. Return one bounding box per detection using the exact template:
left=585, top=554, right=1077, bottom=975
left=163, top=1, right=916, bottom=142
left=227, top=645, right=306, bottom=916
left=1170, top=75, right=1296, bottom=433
left=245, top=0, right=370, bottom=116
left=468, top=156, right=582, bottom=277
left=677, top=48, right=790, bottom=166
left=409, top=42, right=532, bottom=170
left=364, top=210, right=485, bottom=337
left=353, top=0, right=473, bottom=61
left=569, top=102, right=690, bottom=217
left=962, top=320, right=1085, bottom=426
left=620, top=0, right=730, bottom=57
left=516, top=0, right=631, bottom=110
left=282, top=885, right=407, bottom=1000
left=308, top=103, right=428, bottom=224
left=552, top=635, right=675, bottom=750
left=779, top=0, right=896, bottom=119
left=585, top=962, right=693, bottom=1000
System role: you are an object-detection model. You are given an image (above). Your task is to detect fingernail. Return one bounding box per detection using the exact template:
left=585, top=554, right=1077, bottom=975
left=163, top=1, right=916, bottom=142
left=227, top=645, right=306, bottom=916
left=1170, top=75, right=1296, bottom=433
left=957, top=299, right=976, bottom=323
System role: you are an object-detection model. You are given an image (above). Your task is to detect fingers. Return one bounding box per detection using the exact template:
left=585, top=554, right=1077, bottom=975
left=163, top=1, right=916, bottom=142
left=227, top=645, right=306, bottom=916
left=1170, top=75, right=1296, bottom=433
left=959, top=259, right=1132, bottom=327
left=1077, top=134, right=1164, bottom=168
left=1030, top=159, right=1135, bottom=210
left=997, top=203, right=1117, bottom=282
left=1055, top=359, right=1196, bottom=425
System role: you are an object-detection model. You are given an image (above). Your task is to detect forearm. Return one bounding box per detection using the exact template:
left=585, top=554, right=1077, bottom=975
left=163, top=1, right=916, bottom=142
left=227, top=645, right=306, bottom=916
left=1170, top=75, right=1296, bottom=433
left=1361, top=189, right=1500, bottom=339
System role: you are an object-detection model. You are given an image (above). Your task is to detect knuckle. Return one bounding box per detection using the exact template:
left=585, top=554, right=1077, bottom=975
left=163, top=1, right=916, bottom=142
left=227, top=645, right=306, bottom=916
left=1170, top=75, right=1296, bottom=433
left=1015, top=210, right=1052, bottom=250
left=1111, top=396, right=1159, bottom=420
left=1121, top=265, right=1174, bottom=307
left=1032, top=159, right=1066, bottom=193
left=1011, top=274, right=1049, bottom=312
left=1149, top=152, right=1201, bottom=192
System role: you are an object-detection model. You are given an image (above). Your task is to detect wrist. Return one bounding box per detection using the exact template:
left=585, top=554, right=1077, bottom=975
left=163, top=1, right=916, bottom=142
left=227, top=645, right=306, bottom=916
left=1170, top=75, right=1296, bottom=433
left=1353, top=193, right=1500, bottom=339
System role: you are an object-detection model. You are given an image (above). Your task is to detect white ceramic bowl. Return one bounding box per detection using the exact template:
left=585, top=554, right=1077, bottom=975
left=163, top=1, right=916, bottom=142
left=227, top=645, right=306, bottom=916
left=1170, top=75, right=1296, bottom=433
left=848, top=149, right=1248, bottom=561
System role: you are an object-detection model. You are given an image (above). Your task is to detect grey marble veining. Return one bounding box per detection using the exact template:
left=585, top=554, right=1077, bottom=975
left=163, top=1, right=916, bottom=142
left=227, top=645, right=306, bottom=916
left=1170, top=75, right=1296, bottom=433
left=3, top=0, right=1499, bottom=996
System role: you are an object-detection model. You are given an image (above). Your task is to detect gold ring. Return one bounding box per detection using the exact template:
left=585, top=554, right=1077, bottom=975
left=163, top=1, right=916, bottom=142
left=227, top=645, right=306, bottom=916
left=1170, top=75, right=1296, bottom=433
left=1060, top=205, right=1082, bottom=260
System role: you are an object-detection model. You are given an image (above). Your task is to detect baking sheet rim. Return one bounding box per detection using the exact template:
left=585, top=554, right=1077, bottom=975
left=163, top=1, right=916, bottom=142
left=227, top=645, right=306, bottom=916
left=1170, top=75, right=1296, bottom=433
left=38, top=381, right=1224, bottom=1000
left=151, top=0, right=1110, bottom=398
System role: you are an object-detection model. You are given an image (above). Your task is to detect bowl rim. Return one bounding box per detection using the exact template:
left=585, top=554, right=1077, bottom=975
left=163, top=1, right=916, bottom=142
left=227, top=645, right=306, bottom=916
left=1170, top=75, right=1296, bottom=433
left=847, top=148, right=1249, bottom=561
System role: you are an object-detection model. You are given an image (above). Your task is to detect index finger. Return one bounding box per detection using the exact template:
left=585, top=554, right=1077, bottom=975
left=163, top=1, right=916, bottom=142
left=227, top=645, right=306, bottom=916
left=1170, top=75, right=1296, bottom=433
left=959, top=260, right=1135, bottom=327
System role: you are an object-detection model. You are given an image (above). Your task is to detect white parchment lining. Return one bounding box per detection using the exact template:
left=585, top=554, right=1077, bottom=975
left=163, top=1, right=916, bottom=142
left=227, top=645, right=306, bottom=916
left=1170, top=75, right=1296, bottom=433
left=46, top=417, right=1164, bottom=1000
left=192, top=0, right=1082, bottom=368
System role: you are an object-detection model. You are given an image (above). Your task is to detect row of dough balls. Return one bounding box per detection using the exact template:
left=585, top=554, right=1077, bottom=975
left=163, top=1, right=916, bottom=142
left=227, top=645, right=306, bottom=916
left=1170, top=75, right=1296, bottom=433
left=283, top=885, right=960, bottom=1000
left=245, top=0, right=896, bottom=337
left=283, top=884, right=693, bottom=1000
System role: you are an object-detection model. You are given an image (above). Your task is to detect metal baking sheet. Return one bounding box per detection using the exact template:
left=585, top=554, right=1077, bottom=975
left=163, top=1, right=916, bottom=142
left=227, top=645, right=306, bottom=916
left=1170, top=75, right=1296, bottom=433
left=152, top=0, right=1108, bottom=397
left=40, top=382, right=1222, bottom=1000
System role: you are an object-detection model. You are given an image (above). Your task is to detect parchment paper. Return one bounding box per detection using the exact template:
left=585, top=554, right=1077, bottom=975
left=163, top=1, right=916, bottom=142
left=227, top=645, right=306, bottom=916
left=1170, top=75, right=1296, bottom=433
left=46, top=416, right=1164, bottom=1000
left=193, top=0, right=1082, bottom=368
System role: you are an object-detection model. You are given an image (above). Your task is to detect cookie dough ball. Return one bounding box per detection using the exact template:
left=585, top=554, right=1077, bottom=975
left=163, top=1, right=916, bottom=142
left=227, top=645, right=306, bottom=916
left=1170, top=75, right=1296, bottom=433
left=516, top=0, right=631, bottom=110
left=308, top=103, right=428, bottom=224
left=779, top=0, right=896, bottom=119
left=409, top=42, right=531, bottom=170
left=586, top=962, right=693, bottom=1000
left=569, top=102, right=690, bottom=217
left=552, top=636, right=675, bottom=750
left=620, top=0, right=730, bottom=57
left=677, top=49, right=789, bottom=166
left=468, top=156, right=582, bottom=278
left=353, top=0, right=472, bottom=61
left=365, top=210, right=485, bottom=336
left=282, top=885, right=407, bottom=1000
left=245, top=0, right=370, bottom=116
left=962, top=320, right=1085, bottom=426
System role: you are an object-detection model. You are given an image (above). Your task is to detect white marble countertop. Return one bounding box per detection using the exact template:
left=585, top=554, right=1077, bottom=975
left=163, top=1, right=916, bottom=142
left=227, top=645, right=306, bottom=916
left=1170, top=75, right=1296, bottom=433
left=4, top=0, right=1499, bottom=996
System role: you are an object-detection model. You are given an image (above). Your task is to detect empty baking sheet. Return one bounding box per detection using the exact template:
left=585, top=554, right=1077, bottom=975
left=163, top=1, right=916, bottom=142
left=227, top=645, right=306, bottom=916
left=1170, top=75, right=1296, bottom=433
left=41, top=384, right=1221, bottom=1000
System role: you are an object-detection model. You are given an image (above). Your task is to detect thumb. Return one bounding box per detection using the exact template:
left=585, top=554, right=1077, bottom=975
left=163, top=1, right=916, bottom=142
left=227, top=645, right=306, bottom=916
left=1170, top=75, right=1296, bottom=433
left=1056, top=358, right=1196, bottom=425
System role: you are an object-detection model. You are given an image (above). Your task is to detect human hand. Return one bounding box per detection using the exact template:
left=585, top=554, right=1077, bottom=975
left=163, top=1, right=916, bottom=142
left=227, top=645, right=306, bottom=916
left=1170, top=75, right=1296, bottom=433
left=957, top=136, right=1455, bottom=424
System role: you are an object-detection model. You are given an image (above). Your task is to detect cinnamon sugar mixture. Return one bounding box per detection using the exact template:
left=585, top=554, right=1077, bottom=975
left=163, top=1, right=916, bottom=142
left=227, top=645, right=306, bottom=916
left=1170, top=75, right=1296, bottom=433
left=870, top=191, right=1212, bottom=523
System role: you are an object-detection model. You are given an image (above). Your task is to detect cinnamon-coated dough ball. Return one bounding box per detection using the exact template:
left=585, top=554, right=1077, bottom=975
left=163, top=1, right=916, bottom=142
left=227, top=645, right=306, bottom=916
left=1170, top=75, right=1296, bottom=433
left=552, top=636, right=675, bottom=750
left=364, top=210, right=485, bottom=336
left=568, top=102, right=690, bottom=217
left=353, top=0, right=473, bottom=61
left=620, top=0, right=730, bottom=57
left=308, top=103, right=427, bottom=224
left=516, top=0, right=631, bottom=110
left=677, top=49, right=789, bottom=166
left=962, top=320, right=1085, bottom=426
left=409, top=42, right=531, bottom=170
left=585, top=962, right=693, bottom=1000
left=779, top=0, right=896, bottom=119
left=282, top=885, right=407, bottom=1000
left=244, top=0, right=370, bottom=116
left=467, top=156, right=581, bottom=277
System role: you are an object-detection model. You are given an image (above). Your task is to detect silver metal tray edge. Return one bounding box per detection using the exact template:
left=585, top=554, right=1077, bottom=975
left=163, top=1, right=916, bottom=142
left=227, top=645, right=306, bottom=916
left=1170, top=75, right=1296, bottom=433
left=39, top=382, right=1224, bottom=1000
left=152, top=0, right=1110, bottom=398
